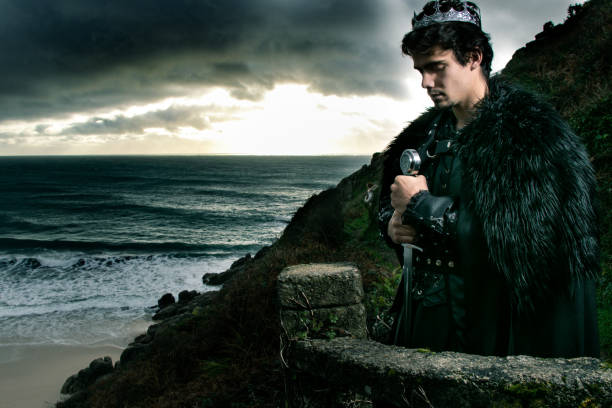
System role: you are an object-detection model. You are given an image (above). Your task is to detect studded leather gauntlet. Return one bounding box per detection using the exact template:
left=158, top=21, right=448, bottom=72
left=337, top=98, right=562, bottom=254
left=402, top=190, right=459, bottom=272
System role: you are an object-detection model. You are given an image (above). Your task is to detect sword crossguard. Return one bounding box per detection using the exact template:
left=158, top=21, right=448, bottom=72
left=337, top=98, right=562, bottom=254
left=402, top=243, right=423, bottom=252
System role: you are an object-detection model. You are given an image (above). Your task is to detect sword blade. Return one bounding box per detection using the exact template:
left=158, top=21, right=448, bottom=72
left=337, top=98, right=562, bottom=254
left=394, top=243, right=422, bottom=345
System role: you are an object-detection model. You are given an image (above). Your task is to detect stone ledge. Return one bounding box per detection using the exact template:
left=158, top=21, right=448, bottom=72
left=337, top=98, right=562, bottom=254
left=290, top=337, right=612, bottom=407
left=278, top=263, right=363, bottom=309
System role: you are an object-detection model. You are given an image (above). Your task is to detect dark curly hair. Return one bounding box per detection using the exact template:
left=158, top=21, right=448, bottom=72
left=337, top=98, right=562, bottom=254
left=402, top=22, right=494, bottom=78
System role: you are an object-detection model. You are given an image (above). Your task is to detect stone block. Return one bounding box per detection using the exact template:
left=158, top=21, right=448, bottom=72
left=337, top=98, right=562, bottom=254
left=278, top=263, right=363, bottom=309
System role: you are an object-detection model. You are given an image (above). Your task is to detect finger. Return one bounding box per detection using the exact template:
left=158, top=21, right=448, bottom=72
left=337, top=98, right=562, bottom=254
left=395, top=222, right=415, bottom=231
left=397, top=229, right=416, bottom=237
left=397, top=235, right=415, bottom=244
left=396, top=229, right=415, bottom=238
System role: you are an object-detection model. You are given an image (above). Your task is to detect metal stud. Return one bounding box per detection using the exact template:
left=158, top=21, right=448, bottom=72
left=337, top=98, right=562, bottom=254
left=435, top=259, right=442, bottom=266
left=448, top=261, right=455, bottom=268
left=427, top=258, right=432, bottom=265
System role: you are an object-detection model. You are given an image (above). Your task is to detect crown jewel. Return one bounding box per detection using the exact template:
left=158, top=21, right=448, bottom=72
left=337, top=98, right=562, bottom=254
left=412, top=1, right=481, bottom=30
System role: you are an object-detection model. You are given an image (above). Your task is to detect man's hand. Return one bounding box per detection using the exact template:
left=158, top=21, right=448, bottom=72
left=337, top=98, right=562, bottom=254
left=390, top=175, right=428, bottom=212
left=387, top=210, right=417, bottom=244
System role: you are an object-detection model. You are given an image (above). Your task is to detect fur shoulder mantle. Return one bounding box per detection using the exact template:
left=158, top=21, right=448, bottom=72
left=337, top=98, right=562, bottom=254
left=383, top=77, right=600, bottom=309
left=456, top=77, right=600, bottom=308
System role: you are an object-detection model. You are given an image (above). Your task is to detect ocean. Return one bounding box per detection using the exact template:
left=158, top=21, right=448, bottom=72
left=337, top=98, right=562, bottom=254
left=0, top=155, right=369, bottom=347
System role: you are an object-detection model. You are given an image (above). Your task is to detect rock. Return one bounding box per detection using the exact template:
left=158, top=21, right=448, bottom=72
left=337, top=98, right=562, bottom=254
left=193, top=290, right=219, bottom=308
left=178, top=290, right=198, bottom=303
left=130, top=333, right=153, bottom=345
left=147, top=322, right=161, bottom=337
left=60, top=374, right=80, bottom=395
left=152, top=303, right=183, bottom=320
left=202, top=268, right=239, bottom=285
left=120, top=343, right=151, bottom=365
left=190, top=290, right=219, bottom=313
left=203, top=254, right=253, bottom=286
left=88, top=357, right=113, bottom=378
left=55, top=389, right=89, bottom=408
left=278, top=263, right=364, bottom=309
left=24, top=258, right=41, bottom=268
left=157, top=293, right=175, bottom=309
left=254, top=246, right=270, bottom=260
left=230, top=253, right=251, bottom=268
left=61, top=356, right=114, bottom=395
left=153, top=290, right=219, bottom=320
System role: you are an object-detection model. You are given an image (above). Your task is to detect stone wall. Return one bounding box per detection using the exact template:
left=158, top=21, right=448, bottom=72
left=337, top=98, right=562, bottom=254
left=278, top=263, right=612, bottom=408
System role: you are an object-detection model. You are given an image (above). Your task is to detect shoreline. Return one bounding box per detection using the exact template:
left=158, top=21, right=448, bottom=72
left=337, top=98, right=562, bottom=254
left=0, top=343, right=124, bottom=408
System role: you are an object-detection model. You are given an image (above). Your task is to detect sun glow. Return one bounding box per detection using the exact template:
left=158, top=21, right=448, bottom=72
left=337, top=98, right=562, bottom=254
left=0, top=83, right=427, bottom=155
left=211, top=84, right=408, bottom=155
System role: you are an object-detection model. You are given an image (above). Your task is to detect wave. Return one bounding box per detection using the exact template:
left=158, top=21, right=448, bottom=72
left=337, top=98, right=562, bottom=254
left=89, top=174, right=258, bottom=188
left=0, top=184, right=66, bottom=194
left=0, top=306, right=153, bottom=347
left=0, top=237, right=260, bottom=254
left=24, top=198, right=284, bottom=220
left=0, top=217, right=65, bottom=234
left=29, top=192, right=112, bottom=201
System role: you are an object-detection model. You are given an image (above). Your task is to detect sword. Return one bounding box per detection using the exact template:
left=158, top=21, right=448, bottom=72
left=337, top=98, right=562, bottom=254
left=393, top=148, right=424, bottom=345
left=394, top=242, right=423, bottom=345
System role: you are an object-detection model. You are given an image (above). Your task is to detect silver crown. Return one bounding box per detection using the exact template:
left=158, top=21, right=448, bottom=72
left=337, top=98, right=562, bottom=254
left=412, top=1, right=481, bottom=30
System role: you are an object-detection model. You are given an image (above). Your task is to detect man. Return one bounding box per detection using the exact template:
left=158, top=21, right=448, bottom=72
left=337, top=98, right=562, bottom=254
left=378, top=0, right=600, bottom=357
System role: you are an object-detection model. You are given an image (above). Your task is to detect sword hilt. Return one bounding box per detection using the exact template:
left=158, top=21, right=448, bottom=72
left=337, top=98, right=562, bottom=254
left=402, top=243, right=423, bottom=252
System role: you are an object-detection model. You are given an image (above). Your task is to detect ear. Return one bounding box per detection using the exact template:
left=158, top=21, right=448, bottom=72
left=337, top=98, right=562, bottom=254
left=468, top=49, right=483, bottom=71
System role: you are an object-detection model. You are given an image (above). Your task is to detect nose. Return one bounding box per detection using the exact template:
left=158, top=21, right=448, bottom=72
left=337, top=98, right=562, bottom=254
left=421, top=72, right=434, bottom=89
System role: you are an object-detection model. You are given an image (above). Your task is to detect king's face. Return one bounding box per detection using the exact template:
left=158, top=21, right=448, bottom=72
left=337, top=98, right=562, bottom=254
left=412, top=46, right=476, bottom=109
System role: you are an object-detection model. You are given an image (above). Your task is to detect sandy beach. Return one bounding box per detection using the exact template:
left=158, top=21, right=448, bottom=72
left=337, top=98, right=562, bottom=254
left=0, top=344, right=123, bottom=408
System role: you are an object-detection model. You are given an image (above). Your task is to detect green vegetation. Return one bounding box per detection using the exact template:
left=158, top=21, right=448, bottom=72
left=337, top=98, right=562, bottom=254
left=295, top=311, right=340, bottom=340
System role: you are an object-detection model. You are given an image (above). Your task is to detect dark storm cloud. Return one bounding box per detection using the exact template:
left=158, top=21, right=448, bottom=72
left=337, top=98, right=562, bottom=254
left=0, top=0, right=577, bottom=123
left=0, top=0, right=404, bottom=121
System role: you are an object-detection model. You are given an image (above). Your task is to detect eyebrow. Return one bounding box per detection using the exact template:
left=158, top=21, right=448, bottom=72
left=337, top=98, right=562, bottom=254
left=414, top=60, right=446, bottom=72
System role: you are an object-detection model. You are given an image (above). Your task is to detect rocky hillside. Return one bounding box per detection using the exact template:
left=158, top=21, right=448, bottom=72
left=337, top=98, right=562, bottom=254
left=57, top=1, right=611, bottom=406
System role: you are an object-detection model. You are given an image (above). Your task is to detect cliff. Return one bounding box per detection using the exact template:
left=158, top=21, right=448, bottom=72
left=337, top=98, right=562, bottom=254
left=56, top=0, right=612, bottom=406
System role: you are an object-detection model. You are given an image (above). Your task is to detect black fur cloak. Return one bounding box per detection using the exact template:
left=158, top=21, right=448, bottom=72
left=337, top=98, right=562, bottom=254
left=380, top=77, right=600, bottom=357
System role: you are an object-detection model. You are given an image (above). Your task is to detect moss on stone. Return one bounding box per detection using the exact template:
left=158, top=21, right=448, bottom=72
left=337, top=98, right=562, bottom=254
left=506, top=382, right=551, bottom=397
left=600, top=361, right=612, bottom=370
left=579, top=397, right=601, bottom=408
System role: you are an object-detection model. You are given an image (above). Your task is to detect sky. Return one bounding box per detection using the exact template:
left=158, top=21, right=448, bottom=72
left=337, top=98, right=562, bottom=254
left=0, top=0, right=584, bottom=156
